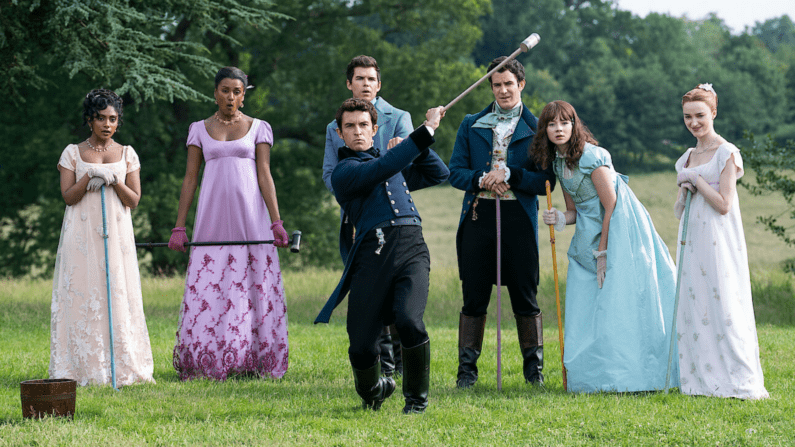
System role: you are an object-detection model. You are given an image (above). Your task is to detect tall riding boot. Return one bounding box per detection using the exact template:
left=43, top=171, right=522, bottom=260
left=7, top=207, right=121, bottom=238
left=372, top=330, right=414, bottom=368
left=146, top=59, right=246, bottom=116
left=352, top=358, right=396, bottom=410
left=379, top=326, right=396, bottom=377
left=516, top=313, right=544, bottom=385
left=457, top=313, right=487, bottom=388
left=389, top=324, right=403, bottom=377
left=402, top=340, right=430, bottom=414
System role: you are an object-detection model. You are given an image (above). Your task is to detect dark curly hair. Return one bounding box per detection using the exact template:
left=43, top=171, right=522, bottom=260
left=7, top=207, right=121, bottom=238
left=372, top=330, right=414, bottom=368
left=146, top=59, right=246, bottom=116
left=335, top=98, right=378, bottom=131
left=487, top=56, right=525, bottom=85
left=530, top=100, right=597, bottom=170
left=346, top=55, right=380, bottom=83
left=82, top=89, right=124, bottom=128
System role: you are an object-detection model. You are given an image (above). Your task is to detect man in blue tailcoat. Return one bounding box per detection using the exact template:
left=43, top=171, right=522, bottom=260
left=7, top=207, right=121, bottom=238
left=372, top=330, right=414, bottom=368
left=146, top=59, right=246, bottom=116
left=315, top=99, right=449, bottom=414
left=448, top=56, right=556, bottom=388
left=322, top=55, right=413, bottom=377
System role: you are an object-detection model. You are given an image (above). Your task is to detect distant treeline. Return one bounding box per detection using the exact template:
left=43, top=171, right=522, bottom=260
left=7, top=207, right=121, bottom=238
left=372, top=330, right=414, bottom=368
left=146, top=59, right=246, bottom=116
left=1, top=0, right=793, bottom=277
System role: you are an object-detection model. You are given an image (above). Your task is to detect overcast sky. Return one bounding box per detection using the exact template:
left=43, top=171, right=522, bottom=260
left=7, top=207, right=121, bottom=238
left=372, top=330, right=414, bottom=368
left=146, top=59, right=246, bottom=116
left=613, top=0, right=793, bottom=33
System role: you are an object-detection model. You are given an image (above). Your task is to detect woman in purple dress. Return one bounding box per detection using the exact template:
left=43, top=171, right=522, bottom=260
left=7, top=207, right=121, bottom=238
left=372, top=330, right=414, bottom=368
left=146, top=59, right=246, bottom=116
left=168, top=67, right=290, bottom=380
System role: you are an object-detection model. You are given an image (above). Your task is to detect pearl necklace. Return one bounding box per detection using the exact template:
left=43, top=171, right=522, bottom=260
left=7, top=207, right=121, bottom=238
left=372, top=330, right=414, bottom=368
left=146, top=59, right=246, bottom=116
left=214, top=111, right=242, bottom=126
left=85, top=138, right=113, bottom=152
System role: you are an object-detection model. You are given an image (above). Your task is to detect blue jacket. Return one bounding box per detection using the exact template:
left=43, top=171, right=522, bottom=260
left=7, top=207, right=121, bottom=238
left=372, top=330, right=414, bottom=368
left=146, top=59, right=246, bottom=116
left=323, top=97, right=413, bottom=261
left=314, top=126, right=450, bottom=324
left=322, top=97, right=413, bottom=193
left=448, top=102, right=556, bottom=277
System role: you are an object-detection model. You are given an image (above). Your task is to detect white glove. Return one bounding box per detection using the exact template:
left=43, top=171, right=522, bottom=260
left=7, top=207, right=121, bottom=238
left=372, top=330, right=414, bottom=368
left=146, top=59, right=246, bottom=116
left=673, top=187, right=693, bottom=220
left=543, top=207, right=566, bottom=232
left=676, top=171, right=699, bottom=187
left=86, top=177, right=106, bottom=192
left=87, top=167, right=118, bottom=186
left=594, top=249, right=607, bottom=288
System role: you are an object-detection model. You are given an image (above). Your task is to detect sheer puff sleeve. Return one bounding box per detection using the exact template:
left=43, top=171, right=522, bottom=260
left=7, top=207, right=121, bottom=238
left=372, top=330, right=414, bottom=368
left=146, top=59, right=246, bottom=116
left=579, top=144, right=613, bottom=175
left=717, top=143, right=743, bottom=180
left=125, top=146, right=141, bottom=173
left=674, top=149, right=693, bottom=174
left=255, top=119, right=274, bottom=146
left=58, top=144, right=78, bottom=172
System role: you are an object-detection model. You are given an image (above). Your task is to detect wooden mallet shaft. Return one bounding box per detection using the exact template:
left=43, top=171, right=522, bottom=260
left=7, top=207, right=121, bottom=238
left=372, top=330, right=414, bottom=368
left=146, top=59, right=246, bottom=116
left=443, top=33, right=540, bottom=112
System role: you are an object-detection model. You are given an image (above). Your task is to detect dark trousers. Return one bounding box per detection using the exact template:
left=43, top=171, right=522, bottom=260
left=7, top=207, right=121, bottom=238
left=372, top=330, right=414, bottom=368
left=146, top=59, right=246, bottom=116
left=347, top=225, right=430, bottom=371
left=458, top=199, right=540, bottom=317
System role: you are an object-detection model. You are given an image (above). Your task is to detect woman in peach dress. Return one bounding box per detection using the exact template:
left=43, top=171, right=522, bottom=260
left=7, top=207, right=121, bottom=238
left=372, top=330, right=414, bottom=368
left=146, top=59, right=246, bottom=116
left=49, top=89, right=154, bottom=387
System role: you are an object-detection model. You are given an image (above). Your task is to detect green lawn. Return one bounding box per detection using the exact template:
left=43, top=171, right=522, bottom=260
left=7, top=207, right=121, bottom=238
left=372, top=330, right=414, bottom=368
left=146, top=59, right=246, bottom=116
left=1, top=172, right=794, bottom=446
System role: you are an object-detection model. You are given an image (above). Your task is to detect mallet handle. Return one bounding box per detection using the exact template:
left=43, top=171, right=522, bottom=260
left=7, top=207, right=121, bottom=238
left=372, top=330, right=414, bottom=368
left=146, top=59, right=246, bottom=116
left=546, top=180, right=567, bottom=391
left=136, top=231, right=302, bottom=253
left=443, top=33, right=540, bottom=112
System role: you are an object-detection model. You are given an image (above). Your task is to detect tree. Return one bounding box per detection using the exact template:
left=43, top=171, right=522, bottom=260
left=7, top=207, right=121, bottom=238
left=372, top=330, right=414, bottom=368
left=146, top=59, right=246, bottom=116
left=739, top=133, right=795, bottom=272
left=0, top=0, right=288, bottom=104
left=0, top=0, right=493, bottom=277
left=0, top=0, right=290, bottom=276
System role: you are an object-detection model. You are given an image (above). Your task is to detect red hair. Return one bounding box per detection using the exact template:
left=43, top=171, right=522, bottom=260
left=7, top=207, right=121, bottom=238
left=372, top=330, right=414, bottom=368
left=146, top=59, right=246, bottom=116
left=530, top=100, right=597, bottom=170
left=682, top=84, right=718, bottom=112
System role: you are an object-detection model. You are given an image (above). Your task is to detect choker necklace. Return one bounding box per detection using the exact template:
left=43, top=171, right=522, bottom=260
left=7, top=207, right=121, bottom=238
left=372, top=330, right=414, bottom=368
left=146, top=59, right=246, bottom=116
left=85, top=138, right=113, bottom=152
left=214, top=111, right=241, bottom=126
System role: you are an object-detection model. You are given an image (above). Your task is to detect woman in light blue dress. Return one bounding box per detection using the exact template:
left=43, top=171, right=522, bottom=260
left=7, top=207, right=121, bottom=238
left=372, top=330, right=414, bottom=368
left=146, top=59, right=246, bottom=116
left=530, top=100, right=678, bottom=393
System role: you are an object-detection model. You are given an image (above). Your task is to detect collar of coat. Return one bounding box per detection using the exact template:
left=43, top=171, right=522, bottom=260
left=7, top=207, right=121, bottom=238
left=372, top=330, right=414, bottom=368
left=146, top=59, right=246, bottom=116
left=338, top=145, right=379, bottom=161
left=471, top=101, right=537, bottom=145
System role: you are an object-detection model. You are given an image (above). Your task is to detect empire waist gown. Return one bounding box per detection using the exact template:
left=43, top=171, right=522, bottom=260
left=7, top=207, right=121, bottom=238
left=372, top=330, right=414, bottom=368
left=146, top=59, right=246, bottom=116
left=172, top=119, right=289, bottom=380
left=556, top=144, right=678, bottom=393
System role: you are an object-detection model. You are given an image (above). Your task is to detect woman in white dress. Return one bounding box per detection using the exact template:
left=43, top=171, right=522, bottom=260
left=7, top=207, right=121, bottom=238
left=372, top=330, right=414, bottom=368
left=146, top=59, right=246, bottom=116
left=674, top=83, right=768, bottom=399
left=49, top=89, right=154, bottom=387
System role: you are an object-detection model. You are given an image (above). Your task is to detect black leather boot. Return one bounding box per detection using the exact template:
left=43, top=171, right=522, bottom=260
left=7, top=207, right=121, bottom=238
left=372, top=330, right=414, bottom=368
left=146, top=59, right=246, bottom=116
left=516, top=313, right=544, bottom=385
left=353, top=359, right=396, bottom=410
left=402, top=340, right=430, bottom=414
left=457, top=313, right=487, bottom=388
left=379, top=326, right=396, bottom=377
left=389, top=324, right=403, bottom=377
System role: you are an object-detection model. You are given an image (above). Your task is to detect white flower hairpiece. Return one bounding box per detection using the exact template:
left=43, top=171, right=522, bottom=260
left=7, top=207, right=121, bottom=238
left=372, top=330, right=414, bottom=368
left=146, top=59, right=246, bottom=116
left=698, top=83, right=715, bottom=94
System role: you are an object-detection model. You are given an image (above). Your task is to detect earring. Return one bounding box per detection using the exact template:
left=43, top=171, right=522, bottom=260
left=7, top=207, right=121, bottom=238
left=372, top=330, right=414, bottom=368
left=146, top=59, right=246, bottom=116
left=240, top=103, right=244, bottom=109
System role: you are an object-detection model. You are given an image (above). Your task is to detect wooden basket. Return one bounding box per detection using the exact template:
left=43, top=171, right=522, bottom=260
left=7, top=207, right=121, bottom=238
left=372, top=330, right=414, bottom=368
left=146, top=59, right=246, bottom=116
left=20, top=379, right=76, bottom=419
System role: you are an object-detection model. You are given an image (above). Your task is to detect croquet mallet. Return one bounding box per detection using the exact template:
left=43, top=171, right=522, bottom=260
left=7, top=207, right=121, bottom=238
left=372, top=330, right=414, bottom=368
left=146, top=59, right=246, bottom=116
left=100, top=185, right=118, bottom=391
left=496, top=196, right=503, bottom=391
left=443, top=33, right=540, bottom=112
left=135, top=231, right=303, bottom=253
left=665, top=190, right=692, bottom=393
left=545, top=180, right=567, bottom=391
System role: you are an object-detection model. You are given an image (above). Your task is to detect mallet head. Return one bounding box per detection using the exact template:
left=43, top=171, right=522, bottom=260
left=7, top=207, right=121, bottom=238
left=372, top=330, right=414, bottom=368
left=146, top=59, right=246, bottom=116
left=520, top=33, right=540, bottom=52
left=290, top=230, right=302, bottom=253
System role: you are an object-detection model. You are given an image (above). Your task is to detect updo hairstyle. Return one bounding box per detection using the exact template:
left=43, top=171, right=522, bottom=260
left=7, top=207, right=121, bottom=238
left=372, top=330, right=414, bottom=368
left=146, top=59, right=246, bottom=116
left=682, top=84, right=718, bottom=112
left=214, top=67, right=250, bottom=90
left=83, top=89, right=124, bottom=128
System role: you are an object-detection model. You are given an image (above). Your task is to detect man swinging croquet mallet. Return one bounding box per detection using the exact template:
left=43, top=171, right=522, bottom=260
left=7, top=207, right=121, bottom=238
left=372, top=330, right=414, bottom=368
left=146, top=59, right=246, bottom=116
left=322, top=55, right=413, bottom=377
left=315, top=99, right=449, bottom=413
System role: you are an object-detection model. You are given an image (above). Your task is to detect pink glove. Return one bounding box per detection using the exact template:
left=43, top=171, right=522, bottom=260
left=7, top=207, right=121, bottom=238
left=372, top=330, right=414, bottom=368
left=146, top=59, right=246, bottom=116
left=677, top=171, right=699, bottom=187
left=168, top=227, right=188, bottom=252
left=271, top=220, right=289, bottom=248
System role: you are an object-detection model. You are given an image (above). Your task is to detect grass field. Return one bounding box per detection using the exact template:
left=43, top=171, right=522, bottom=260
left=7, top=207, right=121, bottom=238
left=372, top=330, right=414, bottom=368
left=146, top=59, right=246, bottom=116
left=1, top=172, right=794, bottom=446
